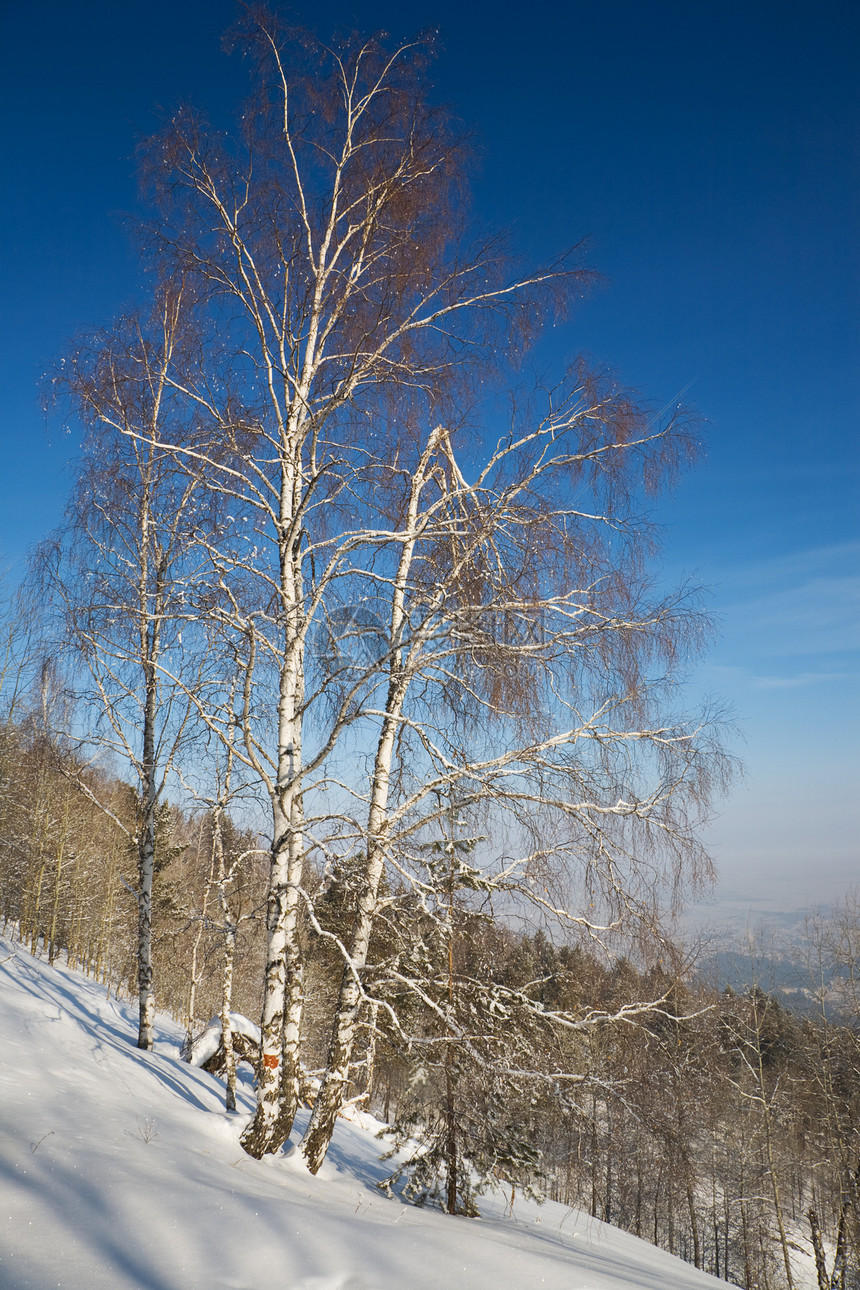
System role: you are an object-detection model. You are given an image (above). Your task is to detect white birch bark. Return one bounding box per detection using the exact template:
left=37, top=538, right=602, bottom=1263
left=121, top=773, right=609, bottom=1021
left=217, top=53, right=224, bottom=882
left=45, top=291, right=202, bottom=1054
left=240, top=434, right=309, bottom=1154
left=136, top=536, right=165, bottom=1052
left=301, top=431, right=441, bottom=1171
left=211, top=805, right=238, bottom=1112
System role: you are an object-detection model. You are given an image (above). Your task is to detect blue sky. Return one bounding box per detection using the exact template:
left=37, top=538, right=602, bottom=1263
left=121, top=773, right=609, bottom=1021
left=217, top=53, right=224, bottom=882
left=1, top=0, right=857, bottom=921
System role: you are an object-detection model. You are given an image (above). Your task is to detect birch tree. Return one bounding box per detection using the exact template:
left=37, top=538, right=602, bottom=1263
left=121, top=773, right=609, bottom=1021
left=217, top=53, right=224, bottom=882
left=136, top=12, right=584, bottom=1158
left=65, top=7, right=730, bottom=1170
left=41, top=286, right=210, bottom=1049
left=298, top=364, right=726, bottom=1174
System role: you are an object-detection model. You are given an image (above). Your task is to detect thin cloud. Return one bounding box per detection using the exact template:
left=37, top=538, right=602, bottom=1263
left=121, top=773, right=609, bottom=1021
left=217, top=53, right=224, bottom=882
left=712, top=543, right=860, bottom=661
left=751, top=670, right=857, bottom=690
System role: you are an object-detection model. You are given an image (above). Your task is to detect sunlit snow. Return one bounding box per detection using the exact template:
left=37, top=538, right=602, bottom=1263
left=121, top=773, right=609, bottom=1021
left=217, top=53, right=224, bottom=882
left=0, top=934, right=725, bottom=1289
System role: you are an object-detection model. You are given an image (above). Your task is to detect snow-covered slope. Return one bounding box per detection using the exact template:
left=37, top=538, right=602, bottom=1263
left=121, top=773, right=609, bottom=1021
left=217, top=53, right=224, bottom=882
left=0, top=936, right=722, bottom=1289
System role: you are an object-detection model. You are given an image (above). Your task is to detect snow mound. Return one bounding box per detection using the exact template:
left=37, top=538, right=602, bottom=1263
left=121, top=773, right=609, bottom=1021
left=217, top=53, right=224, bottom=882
left=185, top=1011, right=261, bottom=1066
left=0, top=935, right=724, bottom=1290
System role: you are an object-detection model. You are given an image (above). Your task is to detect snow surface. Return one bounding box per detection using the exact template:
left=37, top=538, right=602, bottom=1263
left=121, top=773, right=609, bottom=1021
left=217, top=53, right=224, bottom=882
left=0, top=935, right=726, bottom=1289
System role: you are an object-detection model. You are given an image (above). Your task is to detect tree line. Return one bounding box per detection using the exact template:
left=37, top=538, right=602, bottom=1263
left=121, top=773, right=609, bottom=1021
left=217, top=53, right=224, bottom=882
left=1, top=699, right=858, bottom=1286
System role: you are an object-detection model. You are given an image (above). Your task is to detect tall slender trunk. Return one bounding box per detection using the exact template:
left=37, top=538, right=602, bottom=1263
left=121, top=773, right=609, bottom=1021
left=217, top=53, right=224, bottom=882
left=211, top=798, right=238, bottom=1112
left=25, top=787, right=51, bottom=954
left=136, top=782, right=156, bottom=1049
left=739, top=1153, right=752, bottom=1290
left=592, top=1092, right=600, bottom=1220
left=185, top=919, right=206, bottom=1052
left=301, top=438, right=438, bottom=1173
left=185, top=818, right=209, bottom=1052
left=137, top=638, right=160, bottom=1051
left=47, top=843, right=64, bottom=965
left=444, top=869, right=458, bottom=1215
left=686, top=1174, right=701, bottom=1269
left=47, top=798, right=71, bottom=965
left=241, top=552, right=306, bottom=1156
left=280, top=769, right=306, bottom=1127
left=300, top=711, right=396, bottom=1171
left=723, top=1186, right=731, bottom=1281
left=807, top=1208, right=829, bottom=1290
left=759, top=1232, right=771, bottom=1290
left=220, top=920, right=238, bottom=1112
left=831, top=1199, right=850, bottom=1290
left=136, top=537, right=165, bottom=1052
left=240, top=794, right=303, bottom=1154
left=361, top=999, right=380, bottom=1105
left=757, top=1046, right=794, bottom=1290
left=711, top=1148, right=720, bottom=1279
left=653, top=1163, right=662, bottom=1246
left=604, top=1110, right=613, bottom=1225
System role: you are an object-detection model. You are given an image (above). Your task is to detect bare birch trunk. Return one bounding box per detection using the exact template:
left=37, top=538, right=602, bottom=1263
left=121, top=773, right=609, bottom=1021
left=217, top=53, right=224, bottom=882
left=136, top=678, right=158, bottom=1050
left=46, top=285, right=203, bottom=1055
left=807, top=1208, right=829, bottom=1290
left=211, top=802, right=238, bottom=1112
left=220, top=922, right=237, bottom=1112
left=240, top=804, right=303, bottom=1154
left=444, top=925, right=458, bottom=1215
left=185, top=919, right=206, bottom=1056
left=686, top=1176, right=701, bottom=1269
left=241, top=610, right=306, bottom=1156
left=184, top=816, right=213, bottom=1053
left=136, top=815, right=155, bottom=1051
left=361, top=1000, right=380, bottom=1105
left=739, top=1159, right=752, bottom=1290
left=300, top=723, right=394, bottom=1171
left=758, top=1050, right=794, bottom=1290
left=301, top=441, right=436, bottom=1172
left=136, top=551, right=164, bottom=1052
left=831, top=1199, right=850, bottom=1290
